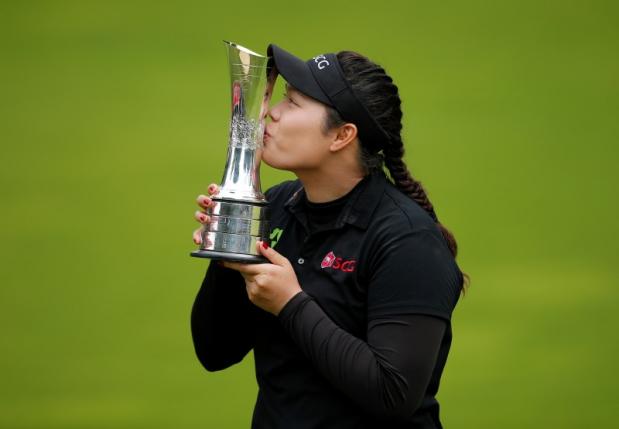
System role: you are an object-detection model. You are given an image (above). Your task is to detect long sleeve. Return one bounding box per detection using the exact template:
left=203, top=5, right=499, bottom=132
left=278, top=291, right=446, bottom=421
left=191, top=262, right=257, bottom=371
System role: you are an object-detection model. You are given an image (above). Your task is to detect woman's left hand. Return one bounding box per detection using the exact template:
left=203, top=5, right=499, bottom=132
left=222, top=242, right=302, bottom=316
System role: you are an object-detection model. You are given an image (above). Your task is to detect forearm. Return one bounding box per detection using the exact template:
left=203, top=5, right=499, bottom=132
left=278, top=292, right=446, bottom=420
left=191, top=262, right=256, bottom=371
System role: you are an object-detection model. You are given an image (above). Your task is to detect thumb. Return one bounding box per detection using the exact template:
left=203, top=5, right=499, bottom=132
left=257, top=240, right=289, bottom=266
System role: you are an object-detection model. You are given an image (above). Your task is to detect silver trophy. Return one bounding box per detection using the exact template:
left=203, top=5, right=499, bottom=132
left=191, top=41, right=274, bottom=263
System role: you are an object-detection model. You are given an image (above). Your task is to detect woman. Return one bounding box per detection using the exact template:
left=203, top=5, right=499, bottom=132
left=191, top=43, right=466, bottom=429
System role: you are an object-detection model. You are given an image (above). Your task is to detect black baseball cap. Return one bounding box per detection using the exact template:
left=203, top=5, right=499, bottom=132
left=267, top=44, right=390, bottom=153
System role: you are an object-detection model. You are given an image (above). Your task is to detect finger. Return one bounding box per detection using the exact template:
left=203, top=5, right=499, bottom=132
left=245, top=281, right=258, bottom=302
left=194, top=211, right=210, bottom=224
left=239, top=272, right=258, bottom=283
left=192, top=227, right=203, bottom=245
left=257, top=241, right=289, bottom=266
left=253, top=273, right=268, bottom=287
left=222, top=261, right=267, bottom=275
left=196, top=194, right=214, bottom=209
left=222, top=261, right=246, bottom=272
left=207, top=183, right=220, bottom=196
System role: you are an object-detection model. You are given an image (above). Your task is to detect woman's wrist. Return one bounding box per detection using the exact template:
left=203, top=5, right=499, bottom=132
left=277, top=290, right=310, bottom=319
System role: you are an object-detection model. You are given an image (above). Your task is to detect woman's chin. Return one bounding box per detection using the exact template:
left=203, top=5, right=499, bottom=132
left=262, top=153, right=292, bottom=171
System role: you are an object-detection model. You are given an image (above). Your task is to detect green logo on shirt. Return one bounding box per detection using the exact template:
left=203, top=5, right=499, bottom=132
left=269, top=228, right=284, bottom=248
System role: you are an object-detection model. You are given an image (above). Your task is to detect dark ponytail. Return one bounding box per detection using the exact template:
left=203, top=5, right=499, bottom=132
left=323, top=51, right=468, bottom=289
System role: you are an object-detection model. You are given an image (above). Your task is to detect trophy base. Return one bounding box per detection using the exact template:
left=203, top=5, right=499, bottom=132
left=190, top=249, right=267, bottom=264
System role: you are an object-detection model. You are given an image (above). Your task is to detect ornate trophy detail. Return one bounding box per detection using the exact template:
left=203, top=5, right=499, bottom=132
left=191, top=41, right=274, bottom=262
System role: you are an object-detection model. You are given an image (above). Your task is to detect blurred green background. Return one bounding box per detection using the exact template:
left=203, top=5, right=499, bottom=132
left=1, top=0, right=618, bottom=427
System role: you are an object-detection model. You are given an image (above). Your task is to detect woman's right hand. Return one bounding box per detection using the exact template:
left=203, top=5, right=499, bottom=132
left=192, top=183, right=219, bottom=245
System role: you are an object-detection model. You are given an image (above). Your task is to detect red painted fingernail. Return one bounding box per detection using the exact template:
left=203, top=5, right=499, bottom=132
left=200, top=215, right=207, bottom=222
left=262, top=241, right=269, bottom=249
left=208, top=185, right=216, bottom=193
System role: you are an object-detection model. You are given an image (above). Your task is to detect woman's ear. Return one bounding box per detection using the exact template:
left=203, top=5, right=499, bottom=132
left=329, top=123, right=358, bottom=152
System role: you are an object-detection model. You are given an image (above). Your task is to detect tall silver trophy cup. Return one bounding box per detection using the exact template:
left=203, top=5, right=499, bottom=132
left=191, top=41, right=274, bottom=263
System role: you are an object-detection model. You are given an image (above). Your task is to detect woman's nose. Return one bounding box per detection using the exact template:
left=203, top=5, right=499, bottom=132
left=267, top=103, right=281, bottom=121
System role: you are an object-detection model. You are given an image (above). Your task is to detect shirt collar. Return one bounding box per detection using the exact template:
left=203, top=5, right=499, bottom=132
left=284, top=171, right=387, bottom=230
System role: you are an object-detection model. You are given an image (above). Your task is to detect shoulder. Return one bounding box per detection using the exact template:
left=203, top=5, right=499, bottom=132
left=364, top=184, right=462, bottom=320
left=372, top=181, right=440, bottom=236
left=362, top=181, right=459, bottom=275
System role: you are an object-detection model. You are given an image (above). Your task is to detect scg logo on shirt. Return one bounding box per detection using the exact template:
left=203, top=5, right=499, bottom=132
left=320, top=251, right=356, bottom=272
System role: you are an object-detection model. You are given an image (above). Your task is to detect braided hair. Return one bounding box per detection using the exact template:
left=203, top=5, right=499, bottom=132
left=323, top=51, right=467, bottom=289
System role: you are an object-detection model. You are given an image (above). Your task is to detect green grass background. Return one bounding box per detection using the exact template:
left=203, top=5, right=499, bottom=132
left=1, top=0, right=618, bottom=427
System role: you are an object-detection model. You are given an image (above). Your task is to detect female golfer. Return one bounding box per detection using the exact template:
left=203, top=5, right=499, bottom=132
left=191, top=43, right=465, bottom=429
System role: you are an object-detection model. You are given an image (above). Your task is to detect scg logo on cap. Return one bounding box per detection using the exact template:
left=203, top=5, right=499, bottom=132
left=313, top=54, right=330, bottom=70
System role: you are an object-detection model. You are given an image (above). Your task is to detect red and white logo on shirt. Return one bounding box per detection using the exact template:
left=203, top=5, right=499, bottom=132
left=320, top=251, right=356, bottom=272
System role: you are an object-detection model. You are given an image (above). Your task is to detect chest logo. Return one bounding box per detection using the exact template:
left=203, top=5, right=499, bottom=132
left=320, top=251, right=356, bottom=272
left=269, top=227, right=284, bottom=248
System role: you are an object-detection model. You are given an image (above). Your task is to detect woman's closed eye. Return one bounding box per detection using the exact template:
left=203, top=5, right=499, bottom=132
left=283, top=92, right=298, bottom=106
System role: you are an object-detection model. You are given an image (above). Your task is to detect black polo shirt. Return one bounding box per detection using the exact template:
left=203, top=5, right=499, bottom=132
left=191, top=171, right=462, bottom=428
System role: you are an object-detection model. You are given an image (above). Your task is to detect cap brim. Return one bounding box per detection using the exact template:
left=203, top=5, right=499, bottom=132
left=267, top=44, right=332, bottom=106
